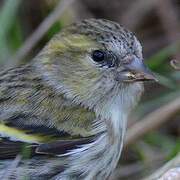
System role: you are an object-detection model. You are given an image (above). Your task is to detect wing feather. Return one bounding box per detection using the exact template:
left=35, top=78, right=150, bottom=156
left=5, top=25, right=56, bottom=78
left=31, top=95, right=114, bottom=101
left=0, top=65, right=96, bottom=159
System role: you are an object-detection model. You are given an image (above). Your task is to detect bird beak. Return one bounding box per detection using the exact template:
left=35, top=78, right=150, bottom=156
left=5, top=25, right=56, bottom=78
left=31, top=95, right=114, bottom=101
left=117, top=56, right=158, bottom=82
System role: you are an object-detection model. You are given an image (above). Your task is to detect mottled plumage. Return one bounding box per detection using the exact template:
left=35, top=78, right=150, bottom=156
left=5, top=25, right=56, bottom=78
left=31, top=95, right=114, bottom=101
left=0, top=19, right=156, bottom=179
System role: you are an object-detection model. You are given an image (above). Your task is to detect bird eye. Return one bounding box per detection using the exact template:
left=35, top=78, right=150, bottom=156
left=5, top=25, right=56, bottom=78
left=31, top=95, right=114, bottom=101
left=92, top=50, right=105, bottom=62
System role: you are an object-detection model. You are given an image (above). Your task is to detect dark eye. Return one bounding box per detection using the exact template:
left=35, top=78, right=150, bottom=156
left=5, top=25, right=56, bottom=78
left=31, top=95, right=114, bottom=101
left=92, top=50, right=105, bottom=62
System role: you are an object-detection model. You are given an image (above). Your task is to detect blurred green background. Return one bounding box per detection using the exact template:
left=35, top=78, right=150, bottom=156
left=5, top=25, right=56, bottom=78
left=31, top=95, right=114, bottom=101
left=0, top=0, right=179, bottom=179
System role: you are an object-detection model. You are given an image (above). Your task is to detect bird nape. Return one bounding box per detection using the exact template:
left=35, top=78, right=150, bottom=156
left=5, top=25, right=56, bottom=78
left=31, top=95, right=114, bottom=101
left=0, top=18, right=156, bottom=180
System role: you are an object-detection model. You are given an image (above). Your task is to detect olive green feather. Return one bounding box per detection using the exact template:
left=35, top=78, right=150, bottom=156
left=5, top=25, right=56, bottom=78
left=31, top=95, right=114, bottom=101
left=0, top=65, right=96, bottom=145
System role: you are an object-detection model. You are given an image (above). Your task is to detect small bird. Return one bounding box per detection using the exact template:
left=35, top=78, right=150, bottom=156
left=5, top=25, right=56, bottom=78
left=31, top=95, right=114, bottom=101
left=0, top=19, right=156, bottom=180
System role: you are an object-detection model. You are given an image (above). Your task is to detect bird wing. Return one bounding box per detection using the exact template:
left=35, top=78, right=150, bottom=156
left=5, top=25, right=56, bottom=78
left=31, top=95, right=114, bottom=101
left=0, top=66, right=97, bottom=158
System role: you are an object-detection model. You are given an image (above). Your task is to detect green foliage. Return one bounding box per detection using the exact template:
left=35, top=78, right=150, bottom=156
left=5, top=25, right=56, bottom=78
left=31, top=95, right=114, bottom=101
left=167, top=139, right=180, bottom=160
left=47, top=21, right=62, bottom=39
left=147, top=42, right=180, bottom=71
left=9, top=19, right=23, bottom=50
left=0, top=0, right=22, bottom=63
left=144, top=132, right=175, bottom=150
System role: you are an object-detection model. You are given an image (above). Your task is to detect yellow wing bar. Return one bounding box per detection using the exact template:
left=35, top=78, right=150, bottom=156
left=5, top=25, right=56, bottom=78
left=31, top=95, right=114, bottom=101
left=0, top=123, right=48, bottom=143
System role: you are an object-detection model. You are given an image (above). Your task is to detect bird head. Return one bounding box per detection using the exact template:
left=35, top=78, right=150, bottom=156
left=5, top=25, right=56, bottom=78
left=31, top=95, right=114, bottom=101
left=35, top=19, right=157, bottom=108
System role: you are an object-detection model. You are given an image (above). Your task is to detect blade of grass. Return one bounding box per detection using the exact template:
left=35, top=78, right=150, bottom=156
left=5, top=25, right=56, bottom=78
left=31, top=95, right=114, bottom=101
left=147, top=42, right=180, bottom=70
left=0, top=0, right=22, bottom=63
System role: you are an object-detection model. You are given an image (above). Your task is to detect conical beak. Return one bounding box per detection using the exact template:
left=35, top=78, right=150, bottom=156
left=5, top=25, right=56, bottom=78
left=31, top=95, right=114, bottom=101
left=118, top=56, right=158, bottom=82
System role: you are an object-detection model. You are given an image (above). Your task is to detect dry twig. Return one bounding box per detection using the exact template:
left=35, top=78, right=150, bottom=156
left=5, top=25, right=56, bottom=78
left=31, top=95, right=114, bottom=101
left=170, top=59, right=180, bottom=70
left=125, top=97, right=180, bottom=147
left=143, top=153, right=180, bottom=180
